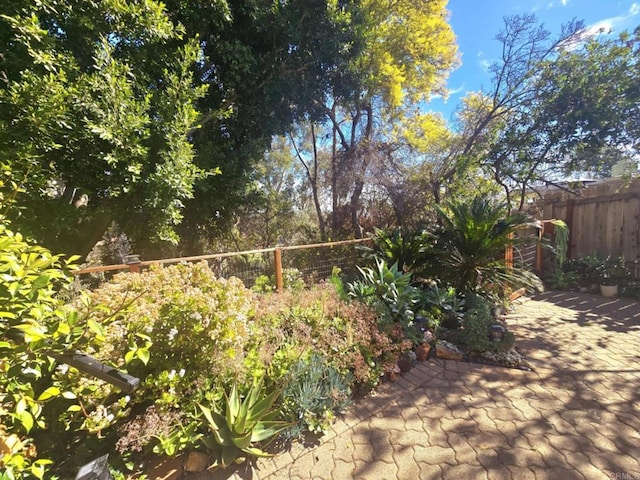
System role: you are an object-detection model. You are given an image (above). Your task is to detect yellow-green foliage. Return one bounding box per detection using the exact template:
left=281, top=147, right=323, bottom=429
left=358, top=0, right=458, bottom=108
left=0, top=223, right=79, bottom=479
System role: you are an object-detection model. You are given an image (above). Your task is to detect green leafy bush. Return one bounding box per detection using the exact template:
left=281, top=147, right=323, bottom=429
left=1, top=252, right=410, bottom=475
left=568, top=255, right=631, bottom=287
left=72, top=270, right=398, bottom=468
left=0, top=223, right=81, bottom=479
left=597, top=255, right=631, bottom=286
left=544, top=267, right=578, bottom=290
left=566, top=255, right=601, bottom=287
left=78, top=262, right=254, bottom=402
left=67, top=262, right=255, bottom=464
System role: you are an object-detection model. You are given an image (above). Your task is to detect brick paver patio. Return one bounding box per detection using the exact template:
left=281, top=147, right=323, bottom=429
left=171, top=291, right=640, bottom=479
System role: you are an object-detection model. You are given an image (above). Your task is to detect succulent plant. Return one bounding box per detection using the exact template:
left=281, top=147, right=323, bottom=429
left=198, top=378, right=289, bottom=468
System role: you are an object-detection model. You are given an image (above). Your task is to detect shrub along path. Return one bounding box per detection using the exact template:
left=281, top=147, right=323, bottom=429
left=169, top=291, right=640, bottom=479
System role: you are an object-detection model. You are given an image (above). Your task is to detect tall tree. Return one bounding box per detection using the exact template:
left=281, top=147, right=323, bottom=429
left=452, top=16, right=639, bottom=210
left=531, top=26, right=640, bottom=175
left=172, top=0, right=366, bottom=251
left=226, top=136, right=314, bottom=250
left=290, top=0, right=458, bottom=239
left=1, top=0, right=370, bottom=258
left=0, top=0, right=208, bottom=257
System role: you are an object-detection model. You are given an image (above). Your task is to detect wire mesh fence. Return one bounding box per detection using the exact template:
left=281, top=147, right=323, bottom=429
left=513, top=240, right=538, bottom=271
left=281, top=240, right=370, bottom=286
left=509, top=224, right=542, bottom=274
left=206, top=250, right=274, bottom=288
left=73, top=239, right=373, bottom=290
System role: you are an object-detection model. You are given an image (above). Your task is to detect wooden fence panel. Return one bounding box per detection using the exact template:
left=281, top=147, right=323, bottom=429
left=623, top=197, right=640, bottom=260
left=540, top=178, right=640, bottom=262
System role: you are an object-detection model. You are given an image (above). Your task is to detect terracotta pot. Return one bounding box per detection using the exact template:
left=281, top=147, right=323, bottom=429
left=397, top=357, right=413, bottom=372
left=416, top=343, right=431, bottom=361
left=385, top=364, right=401, bottom=382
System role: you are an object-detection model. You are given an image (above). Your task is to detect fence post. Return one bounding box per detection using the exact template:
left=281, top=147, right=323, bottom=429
left=274, top=248, right=283, bottom=293
left=536, top=226, right=543, bottom=276
left=125, top=254, right=141, bottom=273
left=566, top=198, right=575, bottom=260
left=505, top=233, right=513, bottom=268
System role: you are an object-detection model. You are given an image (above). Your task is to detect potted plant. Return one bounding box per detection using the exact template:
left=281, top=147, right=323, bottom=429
left=597, top=255, right=630, bottom=298
left=567, top=256, right=602, bottom=292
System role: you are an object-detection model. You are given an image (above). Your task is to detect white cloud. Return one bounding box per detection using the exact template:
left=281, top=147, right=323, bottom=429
left=542, top=0, right=569, bottom=8
left=477, top=51, right=492, bottom=73
left=479, top=59, right=492, bottom=71
left=584, top=19, right=616, bottom=36
left=583, top=3, right=640, bottom=37
left=428, top=85, right=467, bottom=103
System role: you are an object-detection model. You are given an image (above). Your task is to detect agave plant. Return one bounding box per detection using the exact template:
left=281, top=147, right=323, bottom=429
left=425, top=197, right=543, bottom=297
left=198, top=378, right=290, bottom=468
left=360, top=227, right=433, bottom=272
left=347, top=258, right=423, bottom=324
left=347, top=258, right=427, bottom=347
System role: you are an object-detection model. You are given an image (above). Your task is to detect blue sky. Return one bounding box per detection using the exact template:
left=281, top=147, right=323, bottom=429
left=429, top=0, right=640, bottom=122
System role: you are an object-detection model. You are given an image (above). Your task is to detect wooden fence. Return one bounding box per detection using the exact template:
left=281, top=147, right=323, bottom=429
left=540, top=178, right=640, bottom=262
left=73, top=238, right=372, bottom=291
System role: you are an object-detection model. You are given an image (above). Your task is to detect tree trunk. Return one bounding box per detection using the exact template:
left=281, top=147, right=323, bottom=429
left=310, top=124, right=326, bottom=241
left=350, top=179, right=364, bottom=238
left=289, top=129, right=326, bottom=241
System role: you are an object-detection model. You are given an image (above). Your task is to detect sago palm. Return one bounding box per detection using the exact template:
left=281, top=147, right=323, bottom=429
left=425, top=197, right=542, bottom=297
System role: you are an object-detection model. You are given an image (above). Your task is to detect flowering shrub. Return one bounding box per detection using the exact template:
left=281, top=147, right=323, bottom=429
left=40, top=261, right=255, bottom=470
left=77, top=262, right=252, bottom=384
left=250, top=284, right=399, bottom=391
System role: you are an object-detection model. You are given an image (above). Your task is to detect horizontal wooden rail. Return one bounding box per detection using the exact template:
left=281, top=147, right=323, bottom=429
left=280, top=237, right=372, bottom=251
left=73, top=238, right=372, bottom=277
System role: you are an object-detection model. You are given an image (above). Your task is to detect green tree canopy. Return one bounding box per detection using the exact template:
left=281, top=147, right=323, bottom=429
left=0, top=0, right=208, bottom=258
left=452, top=16, right=640, bottom=209
left=173, top=0, right=369, bottom=252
